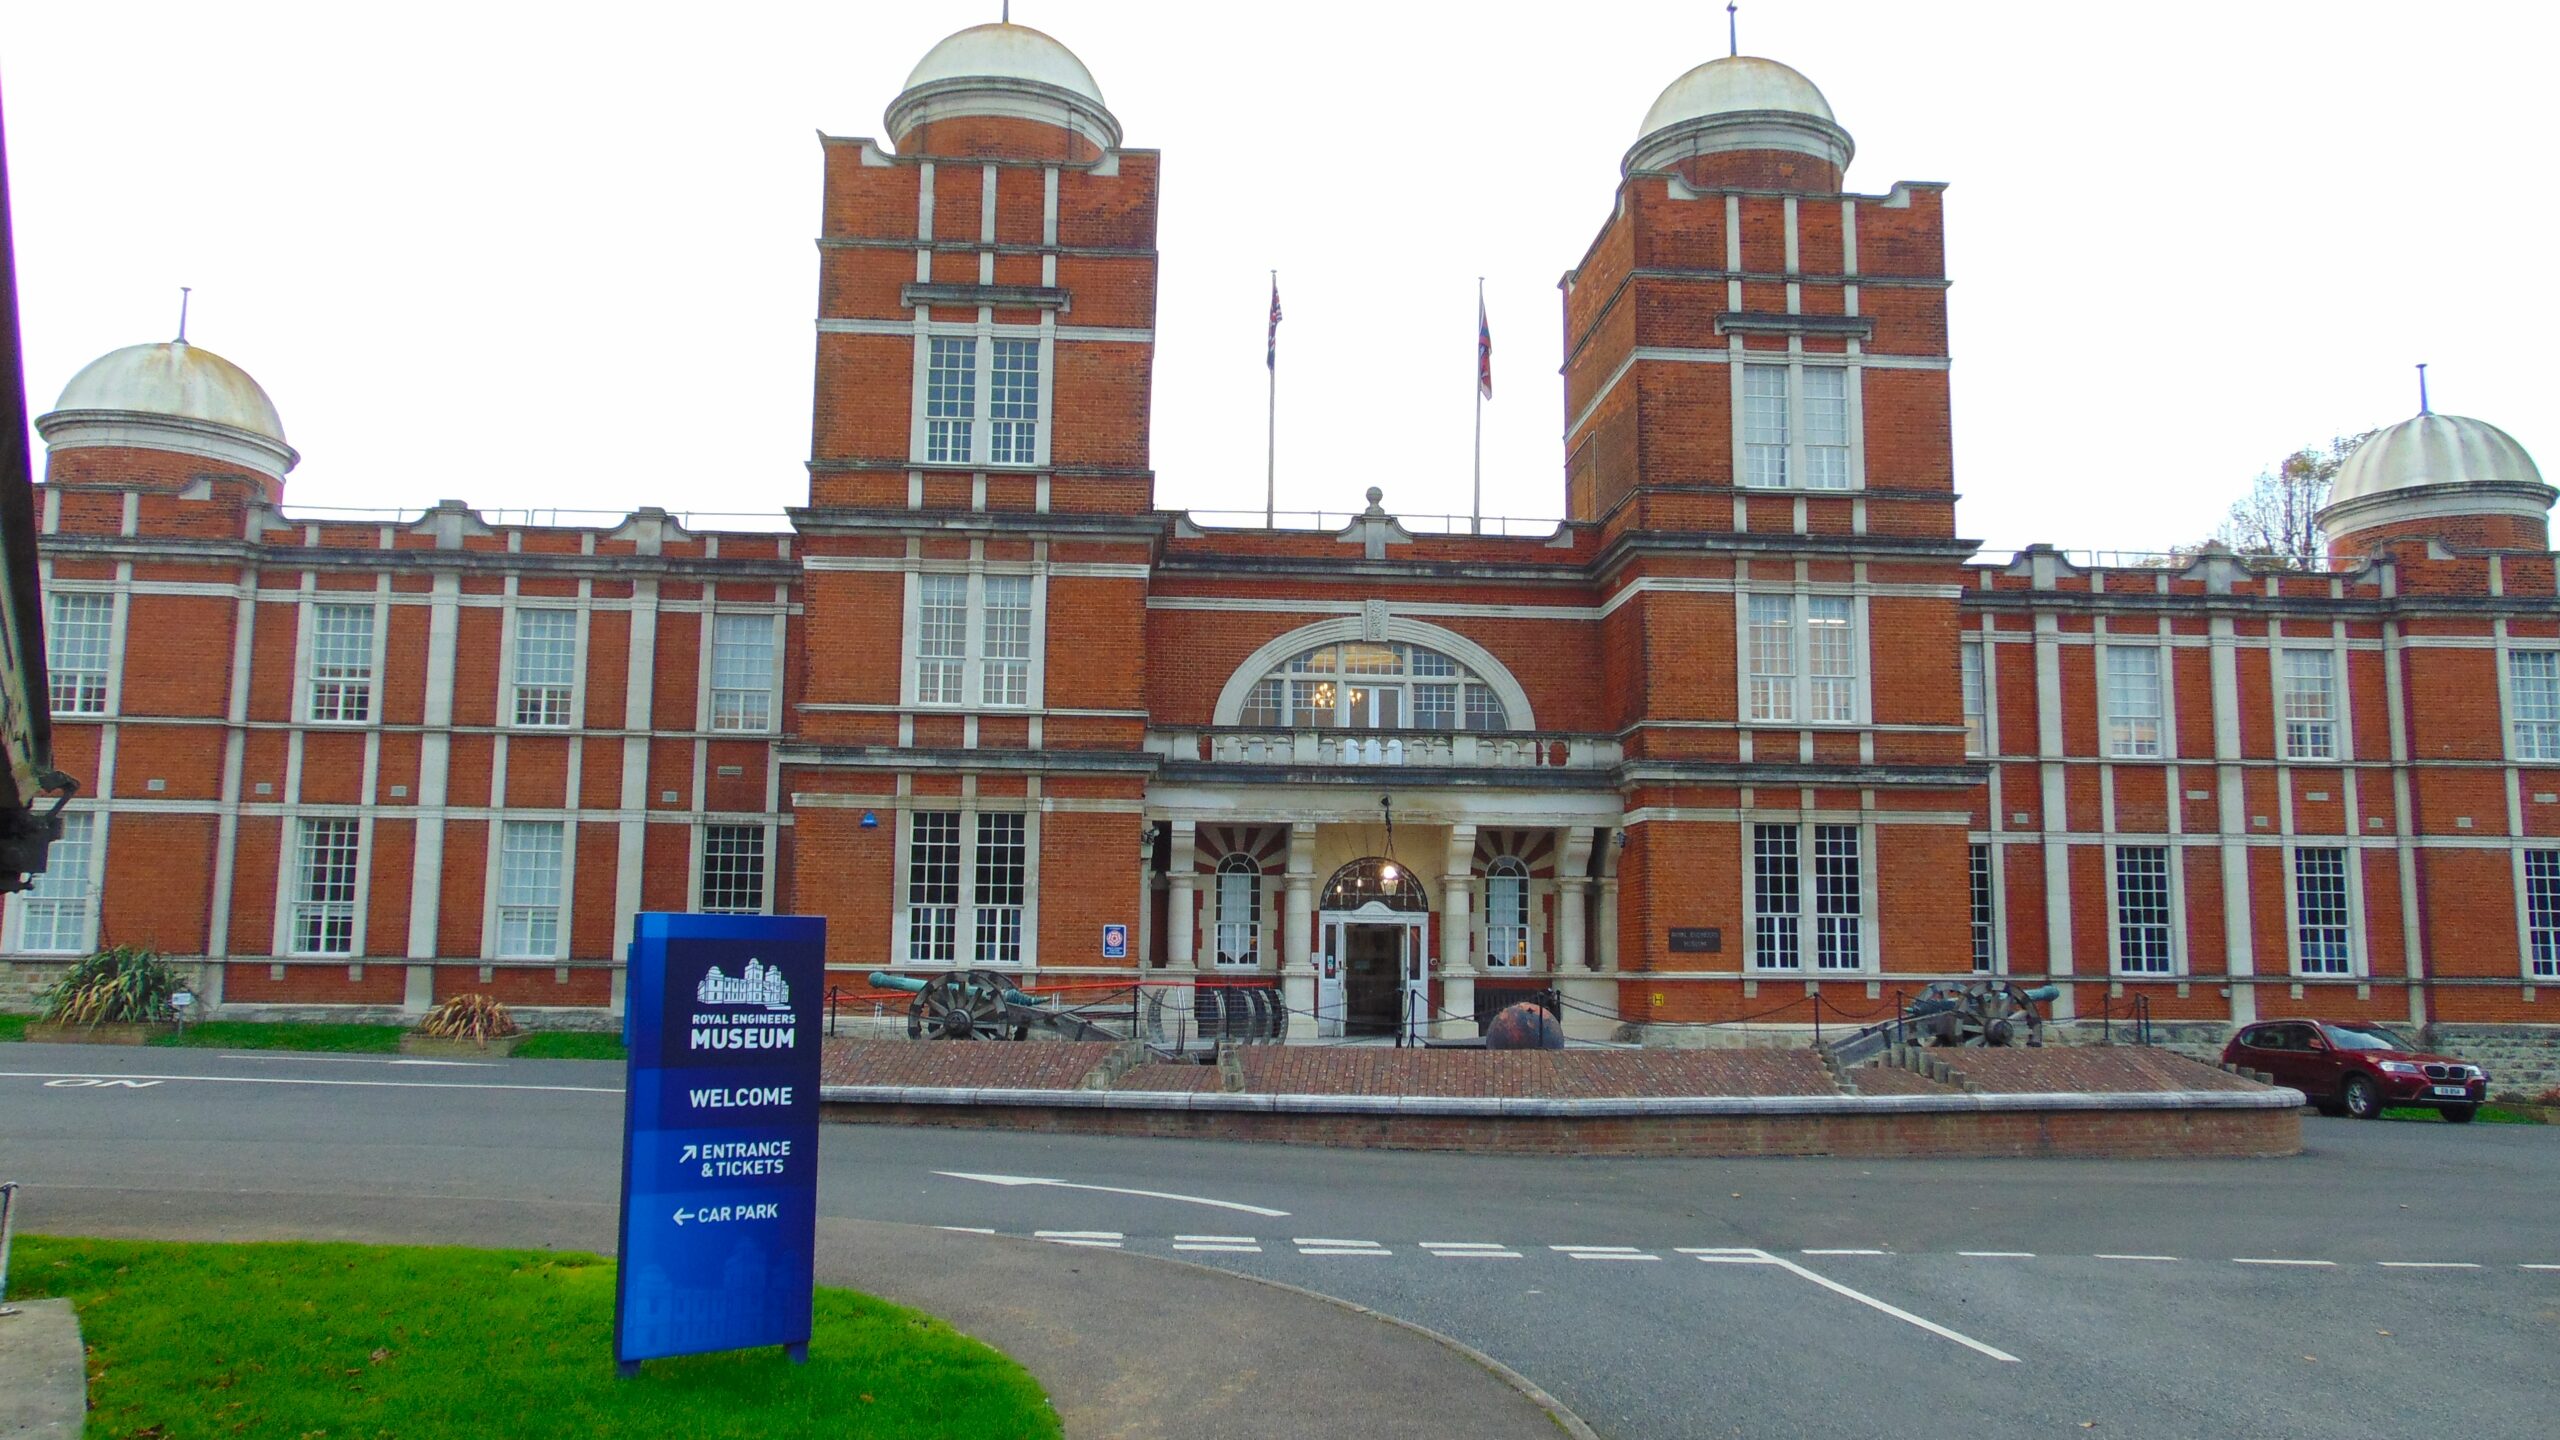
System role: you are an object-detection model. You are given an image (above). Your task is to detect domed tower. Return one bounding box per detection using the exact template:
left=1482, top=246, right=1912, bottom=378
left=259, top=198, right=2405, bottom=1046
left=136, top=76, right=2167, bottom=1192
left=36, top=338, right=296, bottom=504
left=1624, top=54, right=1853, bottom=192
left=2317, top=413, right=2554, bottom=560
left=885, top=21, right=1120, bottom=162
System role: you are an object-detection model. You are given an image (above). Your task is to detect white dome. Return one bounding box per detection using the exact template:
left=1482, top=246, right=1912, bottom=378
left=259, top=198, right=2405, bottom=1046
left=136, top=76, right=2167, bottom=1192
left=1640, top=56, right=1834, bottom=138
left=901, top=22, right=1105, bottom=108
left=2327, top=413, right=2544, bottom=505
left=52, top=340, right=285, bottom=443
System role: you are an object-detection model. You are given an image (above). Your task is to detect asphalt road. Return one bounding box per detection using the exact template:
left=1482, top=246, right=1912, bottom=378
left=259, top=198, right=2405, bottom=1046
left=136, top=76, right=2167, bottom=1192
left=4, top=1042, right=2554, bottom=1439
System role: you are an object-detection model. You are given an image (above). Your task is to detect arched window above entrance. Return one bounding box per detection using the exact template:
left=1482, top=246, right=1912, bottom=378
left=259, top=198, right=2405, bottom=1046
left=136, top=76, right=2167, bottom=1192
left=1320, top=856, right=1431, bottom=913
left=1236, top=641, right=1509, bottom=733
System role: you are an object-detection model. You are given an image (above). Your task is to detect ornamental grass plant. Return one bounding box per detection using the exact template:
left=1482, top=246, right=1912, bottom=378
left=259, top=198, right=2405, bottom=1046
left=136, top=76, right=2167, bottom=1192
left=417, top=992, right=520, bottom=1045
left=38, top=945, right=182, bottom=1026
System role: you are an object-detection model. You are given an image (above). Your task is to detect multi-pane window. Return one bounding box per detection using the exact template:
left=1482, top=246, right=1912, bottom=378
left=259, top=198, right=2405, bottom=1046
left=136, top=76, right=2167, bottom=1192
left=2280, top=648, right=2336, bottom=761
left=291, top=818, right=362, bottom=956
left=1244, top=642, right=1511, bottom=732
left=972, top=813, right=1027, bottom=966
left=1960, top=641, right=1986, bottom=755
left=988, top=339, right=1041, bottom=464
left=2293, top=847, right=2352, bottom=976
left=1214, top=854, right=1261, bottom=967
left=2510, top=651, right=2560, bottom=760
left=924, top=336, right=977, bottom=463
left=907, top=811, right=962, bottom=963
left=981, top=576, right=1032, bottom=708
left=1741, top=364, right=1789, bottom=487
left=1484, top=857, right=1530, bottom=970
left=709, top=614, right=775, bottom=732
left=920, top=334, right=1044, bottom=466
left=1968, top=843, right=1995, bottom=973
left=1801, top=367, right=1850, bottom=489
left=45, top=592, right=113, bottom=715
left=309, top=604, right=375, bottom=723
left=496, top=820, right=564, bottom=959
left=14, top=811, right=95, bottom=953
left=2526, top=850, right=2560, bottom=980
left=1747, top=593, right=1860, bottom=724
left=2104, top=645, right=2162, bottom=758
left=2114, top=846, right=2173, bottom=976
left=915, top=574, right=969, bottom=706
left=700, top=825, right=766, bottom=915
left=511, top=608, right=577, bottom=727
left=1750, top=824, right=1800, bottom=970
left=1753, top=823, right=1865, bottom=971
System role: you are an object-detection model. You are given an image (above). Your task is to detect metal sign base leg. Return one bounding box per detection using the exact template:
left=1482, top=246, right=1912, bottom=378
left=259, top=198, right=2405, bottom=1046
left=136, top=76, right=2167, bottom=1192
left=786, top=1341, right=809, bottom=1365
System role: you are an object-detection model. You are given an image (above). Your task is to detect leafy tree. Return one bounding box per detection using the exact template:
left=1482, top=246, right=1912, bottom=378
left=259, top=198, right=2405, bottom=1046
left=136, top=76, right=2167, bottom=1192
left=2200, top=431, right=2378, bottom=568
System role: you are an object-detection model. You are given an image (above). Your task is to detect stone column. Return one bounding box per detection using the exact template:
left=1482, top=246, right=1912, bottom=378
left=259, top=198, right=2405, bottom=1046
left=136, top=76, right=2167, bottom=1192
left=1282, top=824, right=1317, bottom=1041
left=1438, top=825, right=1478, bottom=1039
left=1554, top=827, right=1597, bottom=974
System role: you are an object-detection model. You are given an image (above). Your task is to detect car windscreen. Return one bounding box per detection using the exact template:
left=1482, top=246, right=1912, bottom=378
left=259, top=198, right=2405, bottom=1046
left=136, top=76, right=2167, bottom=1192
left=2321, top=1024, right=2410, bottom=1052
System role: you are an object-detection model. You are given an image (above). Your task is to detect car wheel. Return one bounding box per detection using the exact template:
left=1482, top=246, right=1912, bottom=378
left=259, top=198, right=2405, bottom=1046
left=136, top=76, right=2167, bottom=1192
left=2314, top=1098, right=2348, bottom=1118
left=2342, top=1074, right=2382, bottom=1120
left=2441, top=1104, right=2478, bottom=1124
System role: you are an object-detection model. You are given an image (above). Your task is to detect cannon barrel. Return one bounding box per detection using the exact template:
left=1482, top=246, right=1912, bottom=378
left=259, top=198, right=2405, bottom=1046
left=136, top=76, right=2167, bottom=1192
left=2021, top=983, right=2062, bottom=1003
left=866, top=972, right=930, bottom=994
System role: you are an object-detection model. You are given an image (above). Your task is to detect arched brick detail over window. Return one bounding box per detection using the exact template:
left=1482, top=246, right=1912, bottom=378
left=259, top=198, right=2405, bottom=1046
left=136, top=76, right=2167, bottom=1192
left=1210, top=617, right=1536, bottom=730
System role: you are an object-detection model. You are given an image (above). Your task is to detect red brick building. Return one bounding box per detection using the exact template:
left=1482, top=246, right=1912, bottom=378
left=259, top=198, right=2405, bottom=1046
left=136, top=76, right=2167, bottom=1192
left=10, top=23, right=2555, bottom=1079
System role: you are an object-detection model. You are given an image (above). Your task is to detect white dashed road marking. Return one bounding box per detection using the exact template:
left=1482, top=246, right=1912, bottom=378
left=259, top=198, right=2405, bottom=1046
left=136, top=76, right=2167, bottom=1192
left=2095, top=1254, right=2181, bottom=1262
left=1036, top=1230, right=1123, bottom=1249
left=1553, top=1245, right=1660, bottom=1262
left=1421, top=1242, right=1523, bottom=1259
left=2377, top=1261, right=2481, bottom=1270
left=2233, top=1258, right=2336, bottom=1268
left=1959, top=1251, right=2035, bottom=1259
left=1295, top=1238, right=1391, bottom=1257
left=1173, top=1234, right=1263, bottom=1253
left=1685, top=1247, right=2020, bottom=1362
left=2522, top=1264, right=2560, bottom=1272
left=1804, top=1248, right=1888, bottom=1256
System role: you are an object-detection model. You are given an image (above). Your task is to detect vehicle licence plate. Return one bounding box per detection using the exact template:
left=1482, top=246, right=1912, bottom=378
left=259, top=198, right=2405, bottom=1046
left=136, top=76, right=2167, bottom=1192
left=2431, top=1084, right=2470, bottom=1097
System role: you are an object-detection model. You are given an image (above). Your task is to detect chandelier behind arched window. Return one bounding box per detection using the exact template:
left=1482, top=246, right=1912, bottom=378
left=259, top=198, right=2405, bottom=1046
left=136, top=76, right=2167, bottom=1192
left=1235, top=641, right=1509, bottom=733
left=1319, top=856, right=1431, bottom=912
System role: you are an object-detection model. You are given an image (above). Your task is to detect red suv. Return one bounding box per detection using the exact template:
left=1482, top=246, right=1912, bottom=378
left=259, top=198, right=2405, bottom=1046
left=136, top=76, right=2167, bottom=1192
left=2222, top=1020, right=2489, bottom=1121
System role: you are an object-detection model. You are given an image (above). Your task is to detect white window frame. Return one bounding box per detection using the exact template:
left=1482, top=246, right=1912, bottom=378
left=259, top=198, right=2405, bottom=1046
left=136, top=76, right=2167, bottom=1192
left=1748, top=821, right=1868, bottom=973
left=9, top=809, right=99, bottom=954
left=1734, top=360, right=1859, bottom=492
left=1743, top=592, right=1864, bottom=726
left=903, top=569, right=1045, bottom=711
left=699, top=823, right=768, bottom=915
left=507, top=606, right=581, bottom=730
left=1213, top=854, right=1262, bottom=968
left=2287, top=845, right=2358, bottom=978
left=2523, top=849, right=2560, bottom=981
left=1968, top=842, right=1997, bottom=974
left=1960, top=639, right=1986, bottom=756
left=910, top=327, right=1051, bottom=469
left=900, top=809, right=1035, bottom=967
left=2110, top=844, right=2176, bottom=977
left=708, top=612, right=778, bottom=734
left=2507, top=649, right=2560, bottom=762
left=495, top=819, right=566, bottom=960
left=2278, top=646, right=2338, bottom=762
left=1482, top=856, right=1532, bottom=971
left=305, top=601, right=380, bottom=726
left=289, top=817, right=363, bottom=957
left=44, top=591, right=115, bottom=717
left=2102, top=644, right=2164, bottom=759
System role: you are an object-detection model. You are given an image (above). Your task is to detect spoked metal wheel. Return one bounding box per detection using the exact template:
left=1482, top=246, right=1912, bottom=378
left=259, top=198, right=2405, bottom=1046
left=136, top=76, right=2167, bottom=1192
left=906, top=970, right=1028, bottom=1041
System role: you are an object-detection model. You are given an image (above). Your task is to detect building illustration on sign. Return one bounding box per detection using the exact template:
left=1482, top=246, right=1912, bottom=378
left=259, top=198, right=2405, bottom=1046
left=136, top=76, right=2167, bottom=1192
left=696, top=960, right=791, bottom=1012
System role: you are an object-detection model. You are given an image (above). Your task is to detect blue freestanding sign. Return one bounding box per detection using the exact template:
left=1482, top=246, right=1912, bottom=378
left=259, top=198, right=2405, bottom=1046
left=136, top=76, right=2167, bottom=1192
left=614, top=912, right=825, bottom=1375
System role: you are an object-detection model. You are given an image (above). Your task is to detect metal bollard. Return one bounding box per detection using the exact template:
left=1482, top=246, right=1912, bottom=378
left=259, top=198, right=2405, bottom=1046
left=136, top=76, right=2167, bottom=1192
left=0, top=1180, right=20, bottom=1314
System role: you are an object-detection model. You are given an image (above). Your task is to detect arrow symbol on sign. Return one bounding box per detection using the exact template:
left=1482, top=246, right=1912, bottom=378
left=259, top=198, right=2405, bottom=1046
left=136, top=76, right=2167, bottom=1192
left=679, top=1145, right=698, bottom=1163
left=934, top=1171, right=1289, bottom=1217
left=672, top=1209, right=692, bottom=1226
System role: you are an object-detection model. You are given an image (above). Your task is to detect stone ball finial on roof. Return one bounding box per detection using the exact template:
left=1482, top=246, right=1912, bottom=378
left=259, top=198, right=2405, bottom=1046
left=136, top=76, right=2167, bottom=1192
left=2318, top=411, right=2553, bottom=554
left=39, top=338, right=298, bottom=480
left=887, top=21, right=1121, bottom=153
left=1623, top=54, right=1854, bottom=184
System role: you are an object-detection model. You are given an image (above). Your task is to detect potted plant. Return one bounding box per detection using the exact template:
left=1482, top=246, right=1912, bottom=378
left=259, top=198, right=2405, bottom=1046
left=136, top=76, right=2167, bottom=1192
left=401, top=992, right=525, bottom=1056
left=29, top=946, right=186, bottom=1044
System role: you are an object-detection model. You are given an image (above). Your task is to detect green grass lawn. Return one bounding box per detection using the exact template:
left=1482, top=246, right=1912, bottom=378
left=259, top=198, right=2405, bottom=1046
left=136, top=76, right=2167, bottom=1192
left=0, top=1011, right=28, bottom=1041
left=152, top=1019, right=405, bottom=1052
left=2381, top=1104, right=2544, bottom=1124
left=12, top=1236, right=1059, bottom=1440
left=512, top=1030, right=629, bottom=1061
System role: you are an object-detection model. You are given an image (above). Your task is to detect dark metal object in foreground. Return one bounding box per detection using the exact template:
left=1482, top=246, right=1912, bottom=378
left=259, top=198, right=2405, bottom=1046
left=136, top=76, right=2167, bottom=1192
left=1484, top=1001, right=1566, bottom=1051
left=1823, top=980, right=2064, bottom=1070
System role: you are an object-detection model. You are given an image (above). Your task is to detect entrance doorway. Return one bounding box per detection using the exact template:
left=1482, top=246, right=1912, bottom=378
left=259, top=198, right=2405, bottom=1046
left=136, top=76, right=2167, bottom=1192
left=1315, top=857, right=1430, bottom=1043
left=1340, top=924, right=1409, bottom=1036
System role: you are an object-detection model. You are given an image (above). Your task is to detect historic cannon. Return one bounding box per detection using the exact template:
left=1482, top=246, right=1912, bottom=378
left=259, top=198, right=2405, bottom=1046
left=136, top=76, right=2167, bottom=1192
left=865, top=969, right=1141, bottom=1043
left=1822, top=979, right=2063, bottom=1068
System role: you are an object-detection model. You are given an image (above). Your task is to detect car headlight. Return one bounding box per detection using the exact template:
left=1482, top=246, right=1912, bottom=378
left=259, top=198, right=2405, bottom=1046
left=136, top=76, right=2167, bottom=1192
left=2378, top=1060, right=2423, bottom=1076
left=2466, top=1066, right=2487, bottom=1082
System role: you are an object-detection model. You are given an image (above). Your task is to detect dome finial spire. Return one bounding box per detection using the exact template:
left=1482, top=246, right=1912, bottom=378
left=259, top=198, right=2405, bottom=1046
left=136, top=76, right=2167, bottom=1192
left=2417, top=362, right=2430, bottom=416
left=176, top=285, right=191, bottom=345
left=1728, top=2, right=1739, bottom=57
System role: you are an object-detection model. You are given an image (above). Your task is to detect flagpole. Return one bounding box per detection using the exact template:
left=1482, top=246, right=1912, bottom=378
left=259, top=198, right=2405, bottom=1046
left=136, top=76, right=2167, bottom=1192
left=1472, top=277, right=1484, bottom=536
left=1266, top=269, right=1278, bottom=527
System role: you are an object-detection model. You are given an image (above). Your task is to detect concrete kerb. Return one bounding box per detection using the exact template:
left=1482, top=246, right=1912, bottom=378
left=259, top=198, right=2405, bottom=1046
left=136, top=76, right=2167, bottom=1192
left=0, top=1298, right=87, bottom=1438
left=822, top=1084, right=2308, bottom=1117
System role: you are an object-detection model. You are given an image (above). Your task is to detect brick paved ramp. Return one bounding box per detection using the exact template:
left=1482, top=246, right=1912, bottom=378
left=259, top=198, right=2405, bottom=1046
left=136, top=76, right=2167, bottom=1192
left=823, top=1038, right=1120, bottom=1090
left=1238, top=1046, right=1840, bottom=1097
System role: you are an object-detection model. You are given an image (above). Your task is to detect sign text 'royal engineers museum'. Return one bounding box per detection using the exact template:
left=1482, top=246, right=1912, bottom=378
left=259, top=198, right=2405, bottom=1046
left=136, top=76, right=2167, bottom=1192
left=11, top=22, right=2560, bottom=1067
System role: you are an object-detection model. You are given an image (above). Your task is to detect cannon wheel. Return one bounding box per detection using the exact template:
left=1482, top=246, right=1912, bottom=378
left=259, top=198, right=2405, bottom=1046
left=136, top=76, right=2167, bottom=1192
left=906, top=970, right=1029, bottom=1041
left=1913, top=980, right=2047, bottom=1048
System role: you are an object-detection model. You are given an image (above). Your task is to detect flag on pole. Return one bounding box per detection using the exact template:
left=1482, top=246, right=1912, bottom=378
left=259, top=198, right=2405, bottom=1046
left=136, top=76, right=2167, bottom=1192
left=1477, top=292, right=1493, bottom=399
left=1267, top=277, right=1283, bottom=370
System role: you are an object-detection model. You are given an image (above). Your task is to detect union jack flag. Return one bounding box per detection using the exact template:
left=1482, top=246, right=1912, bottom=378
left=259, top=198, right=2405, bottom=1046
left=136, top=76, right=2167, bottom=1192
left=1477, top=293, right=1493, bottom=399
left=1267, top=277, right=1283, bottom=370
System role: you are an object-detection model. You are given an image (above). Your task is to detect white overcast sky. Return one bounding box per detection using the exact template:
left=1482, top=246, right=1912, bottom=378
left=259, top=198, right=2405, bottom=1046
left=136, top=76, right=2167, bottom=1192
left=4, top=1, right=2553, bottom=551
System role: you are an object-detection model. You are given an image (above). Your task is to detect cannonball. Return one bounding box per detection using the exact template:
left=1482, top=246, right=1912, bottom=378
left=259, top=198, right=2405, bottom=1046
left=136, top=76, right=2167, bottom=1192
left=1484, top=1001, right=1564, bottom=1051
